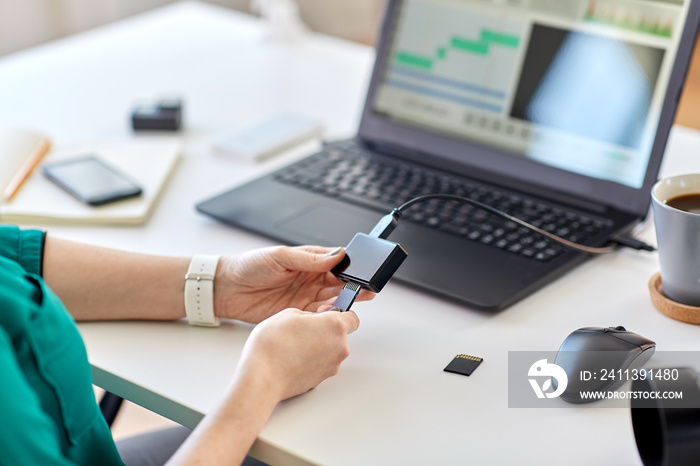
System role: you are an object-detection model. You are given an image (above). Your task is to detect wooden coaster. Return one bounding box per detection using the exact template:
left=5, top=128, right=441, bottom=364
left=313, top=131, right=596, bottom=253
left=648, top=272, right=700, bottom=325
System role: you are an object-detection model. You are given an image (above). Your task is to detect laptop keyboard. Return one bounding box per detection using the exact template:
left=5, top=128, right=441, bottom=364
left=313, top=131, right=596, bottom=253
left=274, top=140, right=613, bottom=262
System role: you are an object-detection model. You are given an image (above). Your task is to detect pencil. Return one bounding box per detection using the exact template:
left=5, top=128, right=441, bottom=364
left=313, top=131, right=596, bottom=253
left=2, top=137, right=51, bottom=202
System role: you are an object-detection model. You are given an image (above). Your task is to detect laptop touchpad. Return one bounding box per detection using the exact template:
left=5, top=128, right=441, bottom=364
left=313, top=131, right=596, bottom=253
left=277, top=204, right=376, bottom=245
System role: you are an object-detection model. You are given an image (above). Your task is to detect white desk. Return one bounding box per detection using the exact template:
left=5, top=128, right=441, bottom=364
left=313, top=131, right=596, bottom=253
left=2, top=2, right=700, bottom=465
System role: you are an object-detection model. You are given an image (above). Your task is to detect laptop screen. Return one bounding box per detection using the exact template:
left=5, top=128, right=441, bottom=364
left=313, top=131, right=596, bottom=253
left=370, top=0, right=692, bottom=190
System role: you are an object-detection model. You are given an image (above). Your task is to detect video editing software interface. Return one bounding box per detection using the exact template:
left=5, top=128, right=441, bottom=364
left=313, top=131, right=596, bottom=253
left=372, top=0, right=691, bottom=189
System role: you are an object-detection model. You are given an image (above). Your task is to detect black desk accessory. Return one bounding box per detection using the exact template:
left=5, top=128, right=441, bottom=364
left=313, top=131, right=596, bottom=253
left=631, top=367, right=700, bottom=466
left=131, top=98, right=182, bottom=131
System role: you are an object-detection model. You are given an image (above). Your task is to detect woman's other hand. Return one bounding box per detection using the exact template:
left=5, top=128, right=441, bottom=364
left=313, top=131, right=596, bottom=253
left=235, top=307, right=360, bottom=400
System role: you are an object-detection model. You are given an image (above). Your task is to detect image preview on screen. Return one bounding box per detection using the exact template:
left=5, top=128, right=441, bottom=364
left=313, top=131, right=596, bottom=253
left=372, top=0, right=690, bottom=188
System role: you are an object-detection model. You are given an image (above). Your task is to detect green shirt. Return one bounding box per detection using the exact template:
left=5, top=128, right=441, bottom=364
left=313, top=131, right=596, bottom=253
left=0, top=225, right=123, bottom=465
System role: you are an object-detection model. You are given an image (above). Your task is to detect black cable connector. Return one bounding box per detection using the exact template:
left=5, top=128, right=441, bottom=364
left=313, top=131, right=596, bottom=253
left=368, top=209, right=401, bottom=239
left=613, top=236, right=656, bottom=252
left=332, top=282, right=362, bottom=313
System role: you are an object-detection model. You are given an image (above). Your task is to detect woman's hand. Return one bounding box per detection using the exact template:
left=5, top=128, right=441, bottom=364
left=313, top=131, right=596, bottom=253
left=236, top=307, right=360, bottom=400
left=214, top=245, right=374, bottom=323
left=167, top=308, right=360, bottom=465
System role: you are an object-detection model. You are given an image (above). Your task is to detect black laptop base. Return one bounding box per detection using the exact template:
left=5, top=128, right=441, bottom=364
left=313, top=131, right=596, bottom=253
left=196, top=142, right=630, bottom=311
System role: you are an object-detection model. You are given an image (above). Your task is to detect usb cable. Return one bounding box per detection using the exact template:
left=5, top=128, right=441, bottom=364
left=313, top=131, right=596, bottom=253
left=372, top=194, right=655, bottom=254
left=330, top=193, right=655, bottom=313
left=331, top=282, right=362, bottom=313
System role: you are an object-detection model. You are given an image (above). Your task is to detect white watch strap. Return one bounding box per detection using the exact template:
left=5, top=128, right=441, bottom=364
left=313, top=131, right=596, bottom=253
left=185, top=255, right=221, bottom=327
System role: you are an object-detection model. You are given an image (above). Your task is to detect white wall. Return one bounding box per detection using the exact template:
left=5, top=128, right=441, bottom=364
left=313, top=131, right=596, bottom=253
left=0, top=0, right=383, bottom=57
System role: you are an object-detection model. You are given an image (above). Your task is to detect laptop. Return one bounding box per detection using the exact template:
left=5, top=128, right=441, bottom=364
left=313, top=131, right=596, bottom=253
left=197, top=0, right=700, bottom=311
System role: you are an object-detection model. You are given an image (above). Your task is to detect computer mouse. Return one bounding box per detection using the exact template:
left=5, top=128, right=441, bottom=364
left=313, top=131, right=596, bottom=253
left=553, top=326, right=656, bottom=404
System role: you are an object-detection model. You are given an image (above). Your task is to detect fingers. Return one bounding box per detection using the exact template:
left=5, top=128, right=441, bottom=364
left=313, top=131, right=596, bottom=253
left=275, top=246, right=345, bottom=273
left=315, top=300, right=364, bottom=332
left=295, top=245, right=341, bottom=255
left=357, top=288, right=376, bottom=302
left=309, top=306, right=360, bottom=333
left=309, top=288, right=375, bottom=313
left=274, top=307, right=360, bottom=336
left=337, top=310, right=360, bottom=334
left=317, top=302, right=334, bottom=313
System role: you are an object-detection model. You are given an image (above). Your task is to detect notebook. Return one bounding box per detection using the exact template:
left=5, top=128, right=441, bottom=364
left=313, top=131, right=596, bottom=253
left=0, top=132, right=180, bottom=225
left=197, top=0, right=700, bottom=311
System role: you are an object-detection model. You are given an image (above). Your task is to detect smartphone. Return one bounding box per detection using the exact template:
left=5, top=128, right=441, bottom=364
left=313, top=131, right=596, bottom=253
left=42, top=155, right=143, bottom=206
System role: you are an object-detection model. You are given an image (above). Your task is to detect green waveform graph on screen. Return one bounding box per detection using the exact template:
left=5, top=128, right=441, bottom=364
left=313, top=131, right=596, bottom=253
left=383, top=1, right=526, bottom=113
left=395, top=29, right=521, bottom=71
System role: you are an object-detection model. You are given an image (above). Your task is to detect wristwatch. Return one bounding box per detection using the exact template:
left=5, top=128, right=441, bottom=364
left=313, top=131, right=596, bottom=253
left=184, top=255, right=221, bottom=327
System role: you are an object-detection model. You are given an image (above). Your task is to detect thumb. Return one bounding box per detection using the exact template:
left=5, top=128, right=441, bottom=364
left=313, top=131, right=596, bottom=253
left=277, top=246, right=345, bottom=273
left=337, top=310, right=360, bottom=334
left=319, top=305, right=360, bottom=334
